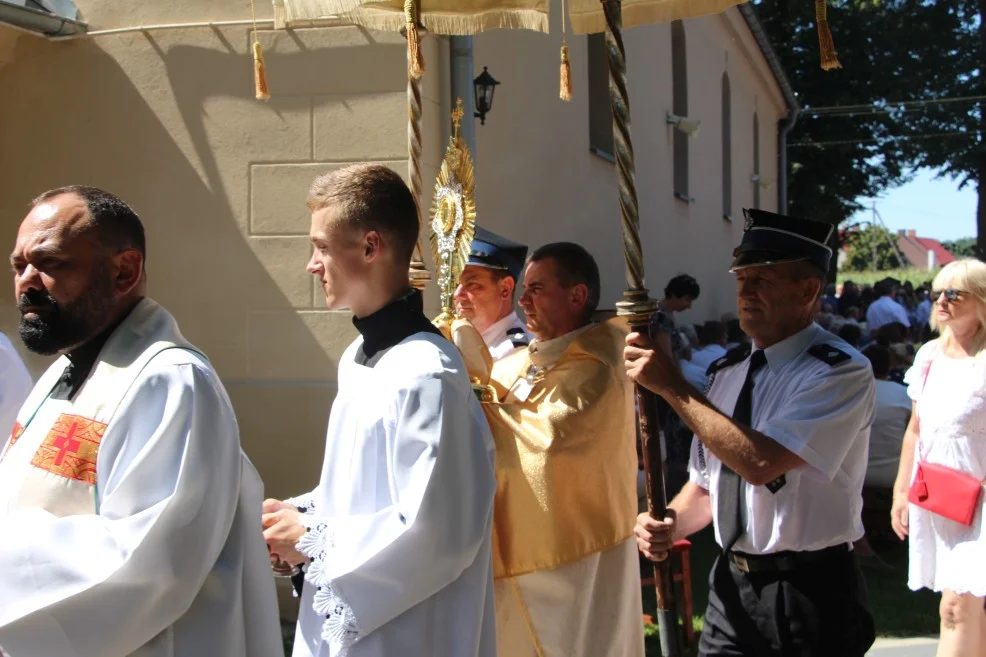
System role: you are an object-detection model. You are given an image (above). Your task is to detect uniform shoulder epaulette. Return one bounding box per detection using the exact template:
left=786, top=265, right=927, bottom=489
left=706, top=344, right=751, bottom=377
left=807, top=343, right=852, bottom=367
left=506, top=326, right=529, bottom=348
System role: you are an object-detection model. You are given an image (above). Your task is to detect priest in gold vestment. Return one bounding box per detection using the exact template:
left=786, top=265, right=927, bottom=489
left=455, top=242, right=644, bottom=657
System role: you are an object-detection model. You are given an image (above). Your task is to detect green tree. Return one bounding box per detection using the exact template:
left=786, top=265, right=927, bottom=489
left=941, top=237, right=980, bottom=259
left=889, top=2, right=985, bottom=254
left=752, top=0, right=914, bottom=226
left=753, top=1, right=982, bottom=243
left=841, top=223, right=906, bottom=271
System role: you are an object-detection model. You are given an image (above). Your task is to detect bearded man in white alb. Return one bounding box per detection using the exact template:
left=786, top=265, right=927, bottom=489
left=0, top=186, right=281, bottom=657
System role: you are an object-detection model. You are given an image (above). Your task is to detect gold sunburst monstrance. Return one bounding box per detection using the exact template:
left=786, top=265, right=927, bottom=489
left=429, top=98, right=477, bottom=326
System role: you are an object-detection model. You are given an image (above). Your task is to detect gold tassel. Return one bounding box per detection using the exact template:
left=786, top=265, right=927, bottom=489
left=558, top=0, right=573, bottom=101
left=560, top=42, right=572, bottom=101
left=815, top=0, right=842, bottom=71
left=250, top=0, right=270, bottom=100
left=253, top=41, right=270, bottom=101
left=405, top=0, right=425, bottom=79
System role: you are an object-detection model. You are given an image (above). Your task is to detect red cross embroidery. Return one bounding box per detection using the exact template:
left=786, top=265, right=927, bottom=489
left=51, top=421, right=82, bottom=466
left=30, top=414, right=106, bottom=485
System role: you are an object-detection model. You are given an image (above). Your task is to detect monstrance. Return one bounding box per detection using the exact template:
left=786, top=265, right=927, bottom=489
left=429, top=98, right=476, bottom=329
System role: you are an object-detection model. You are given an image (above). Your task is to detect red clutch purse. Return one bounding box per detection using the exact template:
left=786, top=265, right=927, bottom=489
left=908, top=461, right=984, bottom=526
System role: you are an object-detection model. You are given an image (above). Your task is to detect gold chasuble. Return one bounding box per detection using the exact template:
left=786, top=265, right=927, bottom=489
left=480, top=319, right=638, bottom=579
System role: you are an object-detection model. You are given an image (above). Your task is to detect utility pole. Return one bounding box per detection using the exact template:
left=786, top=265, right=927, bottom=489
left=871, top=201, right=877, bottom=271
left=873, top=206, right=908, bottom=269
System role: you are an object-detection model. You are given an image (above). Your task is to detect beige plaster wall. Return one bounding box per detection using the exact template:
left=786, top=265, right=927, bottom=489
left=0, top=3, right=445, bottom=500
left=472, top=8, right=786, bottom=327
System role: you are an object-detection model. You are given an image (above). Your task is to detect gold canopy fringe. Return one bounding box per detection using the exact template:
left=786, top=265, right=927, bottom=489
left=815, top=0, right=842, bottom=71
left=273, top=0, right=287, bottom=28
left=280, top=0, right=744, bottom=36
left=567, top=0, right=743, bottom=34
left=281, top=0, right=548, bottom=34
left=354, top=9, right=547, bottom=34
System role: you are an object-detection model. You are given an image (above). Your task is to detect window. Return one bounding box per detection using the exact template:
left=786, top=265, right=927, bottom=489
left=722, top=72, right=732, bottom=220
left=671, top=21, right=688, bottom=200
left=753, top=113, right=761, bottom=209
left=587, top=33, right=614, bottom=159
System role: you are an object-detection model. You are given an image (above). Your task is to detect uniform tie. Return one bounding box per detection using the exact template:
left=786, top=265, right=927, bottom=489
left=718, top=349, right=768, bottom=551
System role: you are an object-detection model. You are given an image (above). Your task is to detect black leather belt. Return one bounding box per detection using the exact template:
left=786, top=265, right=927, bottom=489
left=727, top=543, right=851, bottom=574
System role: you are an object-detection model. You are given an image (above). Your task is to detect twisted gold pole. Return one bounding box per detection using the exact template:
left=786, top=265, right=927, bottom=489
left=405, top=27, right=432, bottom=291
left=408, top=76, right=424, bottom=223
left=601, top=2, right=678, bottom=655
left=603, top=1, right=655, bottom=321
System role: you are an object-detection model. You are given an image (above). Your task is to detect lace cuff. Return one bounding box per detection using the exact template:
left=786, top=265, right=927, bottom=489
left=296, top=523, right=361, bottom=656
left=286, top=493, right=318, bottom=515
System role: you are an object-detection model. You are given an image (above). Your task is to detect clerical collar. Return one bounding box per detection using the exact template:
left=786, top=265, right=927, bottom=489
left=352, top=289, right=442, bottom=367
left=529, top=323, right=592, bottom=369
left=50, top=311, right=131, bottom=401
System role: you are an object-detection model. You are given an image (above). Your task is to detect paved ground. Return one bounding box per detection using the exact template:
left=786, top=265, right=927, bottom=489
left=867, top=637, right=938, bottom=656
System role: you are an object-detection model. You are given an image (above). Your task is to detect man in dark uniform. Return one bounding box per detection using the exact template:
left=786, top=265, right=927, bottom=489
left=625, top=209, right=876, bottom=656
left=453, top=226, right=532, bottom=361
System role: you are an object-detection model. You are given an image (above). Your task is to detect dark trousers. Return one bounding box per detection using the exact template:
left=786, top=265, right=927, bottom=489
left=698, top=550, right=875, bottom=657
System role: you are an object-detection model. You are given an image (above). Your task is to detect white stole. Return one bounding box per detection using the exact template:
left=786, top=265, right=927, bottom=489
left=0, top=299, right=199, bottom=517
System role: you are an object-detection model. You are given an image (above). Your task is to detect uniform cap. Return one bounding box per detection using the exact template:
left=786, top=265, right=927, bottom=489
left=730, top=209, right=834, bottom=274
left=467, top=226, right=528, bottom=281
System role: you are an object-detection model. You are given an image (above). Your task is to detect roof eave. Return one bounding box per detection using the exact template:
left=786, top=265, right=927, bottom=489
left=737, top=3, right=798, bottom=113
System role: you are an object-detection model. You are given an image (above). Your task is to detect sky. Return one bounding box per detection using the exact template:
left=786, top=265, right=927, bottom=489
left=847, top=168, right=978, bottom=243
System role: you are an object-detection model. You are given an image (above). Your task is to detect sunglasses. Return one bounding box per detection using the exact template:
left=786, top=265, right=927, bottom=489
left=931, top=288, right=963, bottom=302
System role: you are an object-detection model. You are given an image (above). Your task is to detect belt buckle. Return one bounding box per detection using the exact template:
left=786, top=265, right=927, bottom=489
left=730, top=553, right=750, bottom=573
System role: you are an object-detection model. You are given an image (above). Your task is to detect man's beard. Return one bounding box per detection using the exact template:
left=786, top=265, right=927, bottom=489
left=18, top=269, right=116, bottom=356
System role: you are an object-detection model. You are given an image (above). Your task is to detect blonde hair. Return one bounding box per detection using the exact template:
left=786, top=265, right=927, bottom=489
left=930, top=258, right=986, bottom=357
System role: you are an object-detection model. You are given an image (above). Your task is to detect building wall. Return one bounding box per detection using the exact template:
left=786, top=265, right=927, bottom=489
left=0, top=3, right=786, bottom=499
left=0, top=2, right=446, bottom=501
left=471, top=8, right=787, bottom=327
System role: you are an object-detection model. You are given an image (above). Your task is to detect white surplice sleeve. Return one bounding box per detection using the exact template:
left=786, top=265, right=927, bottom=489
left=296, top=371, right=495, bottom=655
left=0, top=358, right=244, bottom=657
left=287, top=490, right=319, bottom=515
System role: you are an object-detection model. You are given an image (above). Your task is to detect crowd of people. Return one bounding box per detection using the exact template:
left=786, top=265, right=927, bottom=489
left=0, top=167, right=984, bottom=657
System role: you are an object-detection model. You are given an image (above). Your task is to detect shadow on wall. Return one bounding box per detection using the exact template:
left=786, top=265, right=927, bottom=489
left=0, top=25, right=410, bottom=493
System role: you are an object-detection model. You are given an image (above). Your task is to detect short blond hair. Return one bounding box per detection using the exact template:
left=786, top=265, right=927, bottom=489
left=307, top=164, right=418, bottom=264
left=930, top=258, right=986, bottom=357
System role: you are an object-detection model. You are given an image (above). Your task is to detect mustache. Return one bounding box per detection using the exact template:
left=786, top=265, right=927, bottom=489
left=18, top=290, right=59, bottom=312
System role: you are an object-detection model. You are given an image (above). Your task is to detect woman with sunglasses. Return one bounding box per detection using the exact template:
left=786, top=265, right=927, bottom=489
left=891, top=258, right=986, bottom=656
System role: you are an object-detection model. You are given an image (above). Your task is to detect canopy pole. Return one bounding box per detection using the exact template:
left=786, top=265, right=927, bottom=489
left=407, top=72, right=432, bottom=291
left=403, top=5, right=431, bottom=291
left=450, top=36, right=477, bottom=160
left=601, top=1, right=681, bottom=655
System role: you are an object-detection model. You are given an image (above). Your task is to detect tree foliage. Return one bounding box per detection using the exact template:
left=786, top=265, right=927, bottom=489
left=841, top=223, right=906, bottom=271
left=753, top=1, right=984, bottom=246
left=941, top=237, right=980, bottom=259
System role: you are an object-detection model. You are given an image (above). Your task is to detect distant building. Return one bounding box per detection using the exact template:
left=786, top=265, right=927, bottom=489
left=896, top=229, right=956, bottom=271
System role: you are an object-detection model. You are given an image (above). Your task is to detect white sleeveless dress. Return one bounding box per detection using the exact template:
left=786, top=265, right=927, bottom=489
left=904, top=340, right=986, bottom=595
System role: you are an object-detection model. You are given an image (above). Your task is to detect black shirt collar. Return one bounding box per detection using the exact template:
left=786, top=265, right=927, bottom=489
left=352, top=289, right=442, bottom=366
left=50, top=311, right=131, bottom=401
